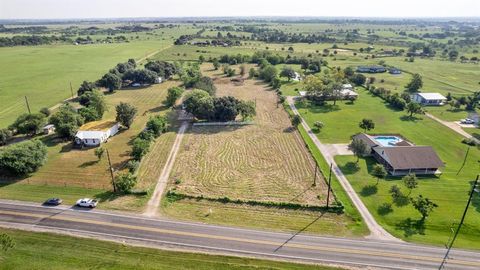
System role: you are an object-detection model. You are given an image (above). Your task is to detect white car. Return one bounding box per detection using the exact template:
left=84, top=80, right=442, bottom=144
left=76, top=198, right=98, bottom=208
left=461, top=118, right=475, bottom=124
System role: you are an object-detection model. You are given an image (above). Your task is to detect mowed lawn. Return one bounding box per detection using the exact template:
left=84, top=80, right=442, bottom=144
left=0, top=82, right=178, bottom=212
left=0, top=229, right=343, bottom=270
left=296, top=88, right=480, bottom=248
left=0, top=40, right=173, bottom=127
left=169, top=73, right=330, bottom=206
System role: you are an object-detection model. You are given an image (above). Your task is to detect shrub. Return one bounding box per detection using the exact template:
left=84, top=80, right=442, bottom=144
left=462, top=138, right=478, bottom=146
left=146, top=115, right=168, bottom=137
left=165, top=87, right=184, bottom=107
left=131, top=138, right=151, bottom=161
left=114, top=173, right=137, bottom=193
left=0, top=129, right=13, bottom=146
left=125, top=160, right=140, bottom=173
left=115, top=102, right=138, bottom=129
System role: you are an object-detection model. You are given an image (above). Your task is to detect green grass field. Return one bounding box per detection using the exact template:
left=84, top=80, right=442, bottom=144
left=0, top=39, right=174, bottom=128
left=0, top=229, right=343, bottom=270
left=296, top=88, right=480, bottom=248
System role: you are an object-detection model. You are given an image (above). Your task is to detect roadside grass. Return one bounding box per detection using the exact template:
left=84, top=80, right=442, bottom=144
left=161, top=197, right=366, bottom=238
left=169, top=73, right=330, bottom=206
left=424, top=106, right=473, bottom=122
left=295, top=88, right=480, bottom=248
left=0, top=82, right=178, bottom=212
left=0, top=229, right=343, bottom=270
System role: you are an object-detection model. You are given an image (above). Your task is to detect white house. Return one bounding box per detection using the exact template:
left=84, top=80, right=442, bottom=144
left=155, top=77, right=163, bottom=84
left=74, top=121, right=119, bottom=147
left=412, top=93, right=447, bottom=106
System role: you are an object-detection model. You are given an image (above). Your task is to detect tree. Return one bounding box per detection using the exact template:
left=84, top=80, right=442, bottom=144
left=448, top=50, right=459, bottom=61
left=405, top=73, right=423, bottom=92
left=237, top=101, right=256, bottom=121
left=258, top=65, right=278, bottom=83
left=131, top=138, right=150, bottom=161
left=79, top=106, right=100, bottom=122
left=0, top=233, right=15, bottom=252
left=194, top=76, right=216, bottom=96
left=371, top=164, right=387, bottom=185
left=144, top=60, right=177, bottom=79
left=389, top=185, right=403, bottom=201
left=80, top=90, right=107, bottom=119
left=403, top=173, right=418, bottom=196
left=291, top=115, right=301, bottom=128
left=212, top=58, right=220, bottom=70
left=280, top=66, right=296, bottom=81
left=349, top=138, right=368, bottom=163
left=213, top=96, right=241, bottom=121
left=94, top=147, right=105, bottom=161
left=122, top=69, right=158, bottom=84
left=0, top=129, right=13, bottom=146
left=239, top=65, right=246, bottom=77
left=313, top=121, right=324, bottom=132
left=165, top=87, right=184, bottom=107
left=9, top=113, right=46, bottom=136
left=49, top=104, right=84, bottom=139
left=411, top=195, right=438, bottom=221
left=350, top=73, right=366, bottom=86
left=115, top=102, right=137, bottom=129
left=146, top=115, right=168, bottom=137
left=248, top=68, right=256, bottom=78
left=359, top=119, right=375, bottom=133
left=98, top=72, right=122, bottom=92
left=183, top=89, right=214, bottom=120
left=406, top=102, right=423, bottom=117
left=115, top=173, right=138, bottom=193
left=77, top=80, right=96, bottom=96
left=0, top=140, right=47, bottom=175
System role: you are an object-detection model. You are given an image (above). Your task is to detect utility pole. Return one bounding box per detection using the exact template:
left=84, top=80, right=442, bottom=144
left=313, top=163, right=317, bottom=186
left=24, top=96, right=31, bottom=114
left=439, top=174, right=479, bottom=269
left=326, top=163, right=333, bottom=208
left=69, top=82, right=74, bottom=100
left=106, top=148, right=116, bottom=193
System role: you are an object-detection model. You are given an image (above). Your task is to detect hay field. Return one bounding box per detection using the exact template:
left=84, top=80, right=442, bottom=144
left=169, top=71, right=331, bottom=206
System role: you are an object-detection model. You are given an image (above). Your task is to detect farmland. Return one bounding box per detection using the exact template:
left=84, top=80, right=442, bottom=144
left=168, top=70, right=330, bottom=206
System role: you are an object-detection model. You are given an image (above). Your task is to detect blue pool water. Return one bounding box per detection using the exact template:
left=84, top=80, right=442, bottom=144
left=373, top=136, right=402, bottom=147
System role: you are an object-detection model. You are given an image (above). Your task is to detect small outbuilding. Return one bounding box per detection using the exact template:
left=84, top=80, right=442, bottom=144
left=412, top=93, right=447, bottom=106
left=43, top=124, right=55, bottom=135
left=74, top=120, right=119, bottom=147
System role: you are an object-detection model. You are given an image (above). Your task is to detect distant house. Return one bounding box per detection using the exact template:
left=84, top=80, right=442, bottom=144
left=356, top=66, right=387, bottom=73
left=292, top=72, right=302, bottom=81
left=412, top=93, right=447, bottom=106
left=74, top=121, right=119, bottom=147
left=389, top=68, right=402, bottom=75
left=155, top=77, right=163, bottom=84
left=352, top=133, right=444, bottom=176
left=43, top=124, right=55, bottom=135
left=342, top=84, right=353, bottom=90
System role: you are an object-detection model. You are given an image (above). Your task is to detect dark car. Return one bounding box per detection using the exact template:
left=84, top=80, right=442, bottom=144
left=44, top=198, right=63, bottom=206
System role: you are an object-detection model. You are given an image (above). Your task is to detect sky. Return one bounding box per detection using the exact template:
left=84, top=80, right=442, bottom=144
left=0, top=0, right=479, bottom=20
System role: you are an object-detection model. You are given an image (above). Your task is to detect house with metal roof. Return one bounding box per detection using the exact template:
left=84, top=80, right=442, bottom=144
left=412, top=93, right=447, bottom=106
left=74, top=120, right=119, bottom=147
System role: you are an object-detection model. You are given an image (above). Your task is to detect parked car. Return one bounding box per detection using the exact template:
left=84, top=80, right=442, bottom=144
left=44, top=198, right=63, bottom=206
left=75, top=198, right=98, bottom=208
left=461, top=118, right=475, bottom=124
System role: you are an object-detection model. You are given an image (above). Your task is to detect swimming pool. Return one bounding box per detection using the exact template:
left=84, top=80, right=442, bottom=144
left=373, top=136, right=403, bottom=147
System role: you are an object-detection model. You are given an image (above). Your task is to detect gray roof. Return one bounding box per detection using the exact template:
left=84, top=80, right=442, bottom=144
left=373, top=146, right=444, bottom=170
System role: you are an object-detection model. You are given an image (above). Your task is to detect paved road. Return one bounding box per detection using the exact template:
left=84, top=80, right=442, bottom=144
left=0, top=200, right=479, bottom=270
left=144, top=120, right=189, bottom=216
left=287, top=97, right=397, bottom=242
